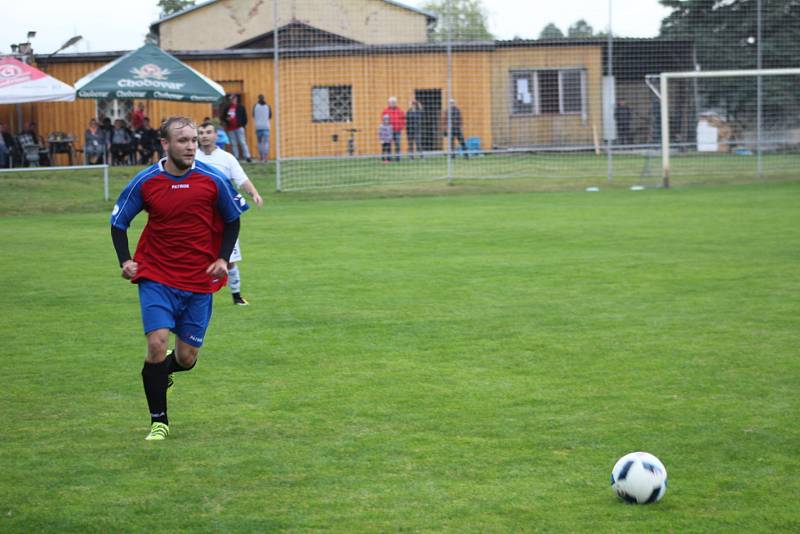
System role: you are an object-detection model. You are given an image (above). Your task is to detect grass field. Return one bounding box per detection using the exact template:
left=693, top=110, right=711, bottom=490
left=1, top=166, right=799, bottom=532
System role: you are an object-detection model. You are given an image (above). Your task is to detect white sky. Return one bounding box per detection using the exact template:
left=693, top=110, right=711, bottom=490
left=0, top=0, right=671, bottom=55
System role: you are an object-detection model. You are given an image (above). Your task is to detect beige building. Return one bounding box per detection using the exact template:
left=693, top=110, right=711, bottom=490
left=151, top=0, right=435, bottom=50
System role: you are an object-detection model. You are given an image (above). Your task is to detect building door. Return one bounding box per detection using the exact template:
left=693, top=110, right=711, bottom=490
left=415, top=89, right=441, bottom=151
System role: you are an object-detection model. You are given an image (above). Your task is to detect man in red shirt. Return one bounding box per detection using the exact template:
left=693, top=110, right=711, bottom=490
left=221, top=94, right=252, bottom=163
left=381, top=96, right=406, bottom=161
left=110, top=116, right=249, bottom=441
left=130, top=102, right=146, bottom=130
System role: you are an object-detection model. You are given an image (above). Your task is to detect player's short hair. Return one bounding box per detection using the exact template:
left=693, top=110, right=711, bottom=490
left=159, top=116, right=196, bottom=140
left=199, top=119, right=215, bottom=130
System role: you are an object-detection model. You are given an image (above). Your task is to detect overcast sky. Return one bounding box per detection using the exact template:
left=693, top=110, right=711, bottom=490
left=1, top=0, right=672, bottom=55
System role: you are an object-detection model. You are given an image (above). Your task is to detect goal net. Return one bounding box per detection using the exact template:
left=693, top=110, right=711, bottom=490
left=658, top=68, right=800, bottom=188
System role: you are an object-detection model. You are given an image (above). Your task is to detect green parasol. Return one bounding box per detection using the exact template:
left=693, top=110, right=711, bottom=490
left=74, top=43, right=223, bottom=102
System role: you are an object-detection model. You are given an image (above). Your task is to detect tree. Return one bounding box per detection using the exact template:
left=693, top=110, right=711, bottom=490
left=539, top=23, right=565, bottom=39
left=157, top=0, right=195, bottom=17
left=658, top=0, right=800, bottom=127
left=567, top=19, right=596, bottom=38
left=421, top=0, right=494, bottom=41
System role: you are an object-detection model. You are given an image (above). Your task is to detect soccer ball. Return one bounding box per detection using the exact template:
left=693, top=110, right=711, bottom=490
left=610, top=452, right=668, bottom=504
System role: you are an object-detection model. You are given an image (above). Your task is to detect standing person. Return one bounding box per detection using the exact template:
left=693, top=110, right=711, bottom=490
left=196, top=119, right=264, bottom=305
left=441, top=99, right=468, bottom=159
left=221, top=94, right=252, bottom=163
left=378, top=115, right=393, bottom=163
left=381, top=96, right=405, bottom=161
left=615, top=99, right=633, bottom=145
left=110, top=116, right=249, bottom=441
left=406, top=99, right=423, bottom=159
left=131, top=102, right=147, bottom=131
left=252, top=94, right=272, bottom=163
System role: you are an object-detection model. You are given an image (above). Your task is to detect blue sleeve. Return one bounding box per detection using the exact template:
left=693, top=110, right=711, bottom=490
left=215, top=174, right=249, bottom=222
left=110, top=172, right=148, bottom=230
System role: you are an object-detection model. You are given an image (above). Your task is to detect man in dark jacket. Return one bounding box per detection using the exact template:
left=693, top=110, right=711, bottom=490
left=442, top=99, right=468, bottom=158
left=221, top=94, right=252, bottom=162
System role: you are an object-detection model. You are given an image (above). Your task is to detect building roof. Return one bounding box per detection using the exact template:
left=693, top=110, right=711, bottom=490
left=149, top=0, right=437, bottom=33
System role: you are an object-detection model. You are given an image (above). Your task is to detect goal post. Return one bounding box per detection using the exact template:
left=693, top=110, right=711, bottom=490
left=658, top=68, right=800, bottom=188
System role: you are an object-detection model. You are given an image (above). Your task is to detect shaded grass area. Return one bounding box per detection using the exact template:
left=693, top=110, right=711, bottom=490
left=0, top=180, right=799, bottom=531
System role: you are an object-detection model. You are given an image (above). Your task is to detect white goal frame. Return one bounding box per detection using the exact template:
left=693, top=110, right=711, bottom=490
left=657, top=67, right=800, bottom=188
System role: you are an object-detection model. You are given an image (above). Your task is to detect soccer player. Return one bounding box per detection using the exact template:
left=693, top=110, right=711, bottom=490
left=110, top=116, right=249, bottom=441
left=196, top=119, right=264, bottom=306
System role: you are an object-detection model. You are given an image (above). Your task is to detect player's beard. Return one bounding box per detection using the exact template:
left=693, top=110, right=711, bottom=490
left=168, top=146, right=194, bottom=171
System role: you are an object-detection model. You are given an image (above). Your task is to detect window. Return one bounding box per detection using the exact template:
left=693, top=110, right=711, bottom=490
left=312, top=85, right=352, bottom=122
left=510, top=69, right=586, bottom=116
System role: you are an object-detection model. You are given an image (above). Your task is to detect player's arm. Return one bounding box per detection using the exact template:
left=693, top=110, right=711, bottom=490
left=231, top=159, right=263, bottom=207
left=206, top=218, right=240, bottom=277
left=111, top=226, right=138, bottom=279
left=110, top=174, right=146, bottom=280
left=240, top=179, right=263, bottom=208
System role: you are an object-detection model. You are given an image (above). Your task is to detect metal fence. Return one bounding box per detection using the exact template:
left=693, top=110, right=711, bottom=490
left=254, top=0, right=800, bottom=190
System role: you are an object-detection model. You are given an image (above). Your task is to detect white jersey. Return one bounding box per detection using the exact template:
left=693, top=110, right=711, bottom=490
left=195, top=147, right=249, bottom=188
left=195, top=147, right=247, bottom=262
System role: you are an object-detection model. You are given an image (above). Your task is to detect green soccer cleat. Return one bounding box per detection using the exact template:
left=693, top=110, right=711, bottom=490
left=144, top=422, right=169, bottom=441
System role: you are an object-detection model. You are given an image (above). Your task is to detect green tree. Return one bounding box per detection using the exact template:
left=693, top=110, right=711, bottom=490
left=421, top=0, right=494, bottom=41
left=567, top=19, right=596, bottom=38
left=659, top=0, right=800, bottom=126
left=157, top=0, right=196, bottom=17
left=539, top=23, right=565, bottom=39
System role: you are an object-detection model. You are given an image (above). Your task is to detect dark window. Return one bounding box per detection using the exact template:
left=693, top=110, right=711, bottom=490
left=538, top=70, right=560, bottom=114
left=510, top=69, right=586, bottom=116
left=312, top=85, right=352, bottom=122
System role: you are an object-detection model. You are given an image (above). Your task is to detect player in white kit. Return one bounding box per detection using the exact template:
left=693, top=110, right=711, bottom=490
left=196, top=119, right=264, bottom=305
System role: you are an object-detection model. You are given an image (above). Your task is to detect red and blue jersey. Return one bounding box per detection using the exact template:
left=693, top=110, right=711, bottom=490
left=110, top=159, right=249, bottom=293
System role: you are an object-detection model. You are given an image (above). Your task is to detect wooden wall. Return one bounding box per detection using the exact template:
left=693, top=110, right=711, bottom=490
left=490, top=46, right=604, bottom=148
left=0, top=44, right=605, bottom=163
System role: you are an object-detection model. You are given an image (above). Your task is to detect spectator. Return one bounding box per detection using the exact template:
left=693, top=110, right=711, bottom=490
left=615, top=99, right=633, bottom=145
left=84, top=118, right=107, bottom=164
left=381, top=96, right=405, bottom=161
left=253, top=94, right=272, bottom=163
left=221, top=94, right=252, bottom=162
left=19, top=122, right=50, bottom=166
left=0, top=122, right=13, bottom=167
left=379, top=115, right=393, bottom=163
left=110, top=119, right=132, bottom=165
left=135, top=117, right=160, bottom=164
left=406, top=99, right=423, bottom=159
left=131, top=102, right=147, bottom=131
left=441, top=99, right=467, bottom=158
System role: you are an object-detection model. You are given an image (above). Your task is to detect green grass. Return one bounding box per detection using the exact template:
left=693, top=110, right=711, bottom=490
left=0, top=167, right=799, bottom=532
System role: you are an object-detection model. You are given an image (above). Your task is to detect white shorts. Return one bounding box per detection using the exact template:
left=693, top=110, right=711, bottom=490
left=229, top=238, right=242, bottom=263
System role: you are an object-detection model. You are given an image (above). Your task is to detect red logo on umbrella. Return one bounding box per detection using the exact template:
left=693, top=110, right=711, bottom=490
left=130, top=63, right=171, bottom=80
left=0, top=63, right=24, bottom=80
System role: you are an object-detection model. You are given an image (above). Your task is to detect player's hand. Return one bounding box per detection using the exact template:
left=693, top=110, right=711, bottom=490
left=252, top=192, right=264, bottom=208
left=121, top=260, right=138, bottom=280
left=206, top=258, right=229, bottom=278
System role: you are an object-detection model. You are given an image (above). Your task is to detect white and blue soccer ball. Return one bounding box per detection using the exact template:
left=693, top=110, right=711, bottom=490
left=610, top=452, right=668, bottom=504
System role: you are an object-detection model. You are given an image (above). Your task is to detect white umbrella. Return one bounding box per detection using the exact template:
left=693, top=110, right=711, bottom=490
left=0, top=56, right=75, bottom=104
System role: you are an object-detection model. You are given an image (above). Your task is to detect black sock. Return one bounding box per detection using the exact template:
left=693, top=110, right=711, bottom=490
left=141, top=359, right=170, bottom=425
left=165, top=350, right=197, bottom=374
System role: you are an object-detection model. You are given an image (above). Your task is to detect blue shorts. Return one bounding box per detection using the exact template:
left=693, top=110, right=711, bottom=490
left=138, top=279, right=214, bottom=347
